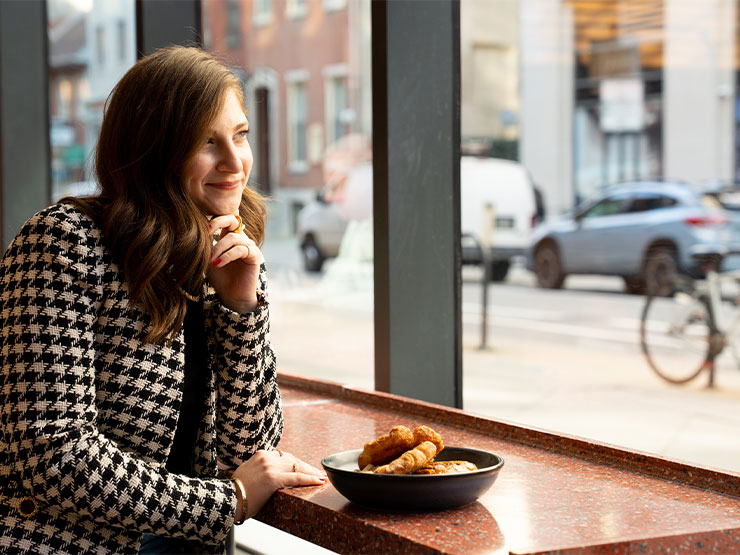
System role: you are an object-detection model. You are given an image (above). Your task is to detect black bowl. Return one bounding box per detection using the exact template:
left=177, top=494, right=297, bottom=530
left=321, top=446, right=504, bottom=511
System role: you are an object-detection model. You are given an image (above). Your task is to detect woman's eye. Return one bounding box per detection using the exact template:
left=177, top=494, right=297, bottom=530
left=236, top=130, right=249, bottom=139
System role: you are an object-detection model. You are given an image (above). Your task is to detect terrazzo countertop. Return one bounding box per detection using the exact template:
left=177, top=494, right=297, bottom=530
left=255, top=374, right=740, bottom=554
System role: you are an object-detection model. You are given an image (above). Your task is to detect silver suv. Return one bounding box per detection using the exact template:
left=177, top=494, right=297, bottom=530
left=525, top=181, right=740, bottom=294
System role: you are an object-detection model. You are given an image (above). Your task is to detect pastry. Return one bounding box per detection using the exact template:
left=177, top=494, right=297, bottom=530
left=412, top=425, right=444, bottom=455
left=357, top=425, right=415, bottom=469
left=415, top=460, right=478, bottom=474
left=374, top=441, right=438, bottom=475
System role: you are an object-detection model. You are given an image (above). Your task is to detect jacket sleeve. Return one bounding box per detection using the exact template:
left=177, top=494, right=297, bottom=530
left=206, top=263, right=283, bottom=467
left=0, top=207, right=236, bottom=545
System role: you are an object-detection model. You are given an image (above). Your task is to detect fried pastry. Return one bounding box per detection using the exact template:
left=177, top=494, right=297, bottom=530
left=415, top=460, right=478, bottom=474
left=357, top=425, right=415, bottom=469
left=413, top=425, right=444, bottom=455
left=374, top=441, right=438, bottom=475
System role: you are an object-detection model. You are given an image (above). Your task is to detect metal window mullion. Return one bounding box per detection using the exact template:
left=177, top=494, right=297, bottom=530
left=372, top=0, right=462, bottom=408
left=0, top=0, right=50, bottom=248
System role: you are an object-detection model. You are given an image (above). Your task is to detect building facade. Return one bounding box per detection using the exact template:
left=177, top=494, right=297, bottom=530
left=203, top=0, right=371, bottom=236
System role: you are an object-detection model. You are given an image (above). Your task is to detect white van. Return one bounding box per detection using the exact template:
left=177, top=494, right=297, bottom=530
left=297, top=156, right=539, bottom=279
left=460, top=156, right=539, bottom=281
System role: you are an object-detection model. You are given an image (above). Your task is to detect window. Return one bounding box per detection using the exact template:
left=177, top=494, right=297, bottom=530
left=202, top=0, right=374, bottom=398
left=459, top=0, right=740, bottom=475
left=226, top=0, right=241, bottom=48
left=57, top=79, right=72, bottom=119
left=323, top=0, right=346, bottom=13
left=582, top=195, right=629, bottom=217
left=629, top=194, right=677, bottom=212
left=253, top=0, right=272, bottom=27
left=286, top=78, right=308, bottom=172
left=285, top=0, right=307, bottom=20
left=95, top=25, right=105, bottom=66
left=117, top=19, right=126, bottom=61
left=324, top=72, right=347, bottom=146
left=48, top=0, right=135, bottom=200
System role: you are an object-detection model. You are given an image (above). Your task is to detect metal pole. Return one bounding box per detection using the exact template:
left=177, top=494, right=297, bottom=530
left=479, top=203, right=495, bottom=349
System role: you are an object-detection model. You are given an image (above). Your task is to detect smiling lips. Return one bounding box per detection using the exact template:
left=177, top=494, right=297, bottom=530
left=207, top=180, right=242, bottom=190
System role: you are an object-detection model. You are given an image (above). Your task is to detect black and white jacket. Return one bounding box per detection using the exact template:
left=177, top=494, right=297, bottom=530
left=0, top=203, right=283, bottom=553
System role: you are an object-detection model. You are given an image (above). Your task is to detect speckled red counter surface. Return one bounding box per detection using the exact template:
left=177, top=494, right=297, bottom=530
left=256, top=374, right=740, bottom=554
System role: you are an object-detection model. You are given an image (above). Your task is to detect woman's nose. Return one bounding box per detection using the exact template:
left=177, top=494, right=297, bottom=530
left=217, top=143, right=241, bottom=173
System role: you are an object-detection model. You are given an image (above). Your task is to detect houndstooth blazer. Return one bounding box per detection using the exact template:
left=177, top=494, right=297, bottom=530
left=0, top=203, right=283, bottom=553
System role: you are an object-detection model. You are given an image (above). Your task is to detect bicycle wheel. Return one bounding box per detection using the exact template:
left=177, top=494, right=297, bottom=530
left=640, top=291, right=715, bottom=384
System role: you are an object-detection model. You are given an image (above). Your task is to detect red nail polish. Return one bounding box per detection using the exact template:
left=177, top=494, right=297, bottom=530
left=213, top=258, right=221, bottom=266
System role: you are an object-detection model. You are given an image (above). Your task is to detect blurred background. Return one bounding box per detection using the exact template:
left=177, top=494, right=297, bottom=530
left=33, top=0, right=740, bottom=481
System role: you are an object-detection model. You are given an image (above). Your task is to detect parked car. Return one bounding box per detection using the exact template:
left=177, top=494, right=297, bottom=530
left=525, top=181, right=740, bottom=294
left=296, top=190, right=348, bottom=272
left=460, top=156, right=539, bottom=281
left=296, top=156, right=539, bottom=278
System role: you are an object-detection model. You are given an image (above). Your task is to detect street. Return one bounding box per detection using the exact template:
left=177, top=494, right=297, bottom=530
left=261, top=239, right=740, bottom=475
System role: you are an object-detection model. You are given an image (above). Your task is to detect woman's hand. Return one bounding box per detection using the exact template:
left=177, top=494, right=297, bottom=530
left=207, top=214, right=262, bottom=313
left=231, top=449, right=327, bottom=520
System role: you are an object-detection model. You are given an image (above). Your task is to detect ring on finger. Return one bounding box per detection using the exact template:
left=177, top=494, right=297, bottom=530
left=277, top=450, right=283, bottom=457
left=292, top=463, right=298, bottom=473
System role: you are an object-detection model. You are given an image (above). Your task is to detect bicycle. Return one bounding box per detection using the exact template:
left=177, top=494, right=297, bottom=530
left=640, top=247, right=740, bottom=386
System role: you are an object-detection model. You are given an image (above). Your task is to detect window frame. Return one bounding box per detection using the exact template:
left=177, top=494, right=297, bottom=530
left=285, top=71, right=309, bottom=173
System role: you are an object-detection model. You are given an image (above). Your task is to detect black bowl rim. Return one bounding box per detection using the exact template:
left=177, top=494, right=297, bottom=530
left=321, top=445, right=504, bottom=479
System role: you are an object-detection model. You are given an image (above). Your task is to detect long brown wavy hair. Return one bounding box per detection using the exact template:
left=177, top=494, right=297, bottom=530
left=63, top=46, right=267, bottom=345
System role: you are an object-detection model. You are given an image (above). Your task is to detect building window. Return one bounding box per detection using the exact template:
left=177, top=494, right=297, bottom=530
left=226, top=0, right=241, bottom=48
left=117, top=19, right=126, bottom=62
left=325, top=75, right=347, bottom=146
left=285, top=0, right=308, bottom=20
left=323, top=0, right=346, bottom=12
left=286, top=79, right=308, bottom=172
left=254, top=0, right=273, bottom=27
left=57, top=79, right=73, bottom=119
left=96, top=25, right=105, bottom=66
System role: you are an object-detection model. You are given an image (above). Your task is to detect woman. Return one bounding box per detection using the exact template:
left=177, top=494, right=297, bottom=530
left=0, top=46, right=325, bottom=554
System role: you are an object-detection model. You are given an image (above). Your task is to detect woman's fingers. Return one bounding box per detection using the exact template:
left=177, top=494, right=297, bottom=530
left=272, top=448, right=326, bottom=480
left=285, top=458, right=327, bottom=480
left=210, top=227, right=261, bottom=267
left=208, top=213, right=242, bottom=237
left=232, top=450, right=327, bottom=518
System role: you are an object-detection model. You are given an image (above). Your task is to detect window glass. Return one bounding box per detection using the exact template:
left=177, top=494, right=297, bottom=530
left=629, top=193, right=677, bottom=212
left=582, top=195, right=629, bottom=217
left=325, top=72, right=348, bottom=146
left=461, top=0, right=740, bottom=475
left=286, top=80, right=308, bottom=170
left=253, top=0, right=273, bottom=27
left=202, top=0, right=374, bottom=390
left=226, top=0, right=241, bottom=48
left=48, top=0, right=136, bottom=201
left=285, top=0, right=308, bottom=20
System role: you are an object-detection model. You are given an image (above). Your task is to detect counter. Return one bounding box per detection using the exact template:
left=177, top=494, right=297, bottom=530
left=256, top=374, right=740, bottom=554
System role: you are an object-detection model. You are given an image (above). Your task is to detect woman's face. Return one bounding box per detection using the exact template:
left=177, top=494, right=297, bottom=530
left=183, top=89, right=253, bottom=217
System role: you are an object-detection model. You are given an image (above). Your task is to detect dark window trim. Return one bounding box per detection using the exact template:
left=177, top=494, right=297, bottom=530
left=372, top=0, right=462, bottom=408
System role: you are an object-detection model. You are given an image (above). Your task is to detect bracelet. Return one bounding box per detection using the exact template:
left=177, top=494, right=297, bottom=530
left=231, top=477, right=248, bottom=524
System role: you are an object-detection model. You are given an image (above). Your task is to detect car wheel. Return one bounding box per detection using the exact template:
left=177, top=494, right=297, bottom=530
left=534, top=243, right=565, bottom=289
left=488, top=260, right=510, bottom=282
left=302, top=235, right=324, bottom=272
left=643, top=248, right=678, bottom=296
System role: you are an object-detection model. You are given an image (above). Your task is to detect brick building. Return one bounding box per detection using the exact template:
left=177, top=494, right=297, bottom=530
left=203, top=0, right=371, bottom=235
